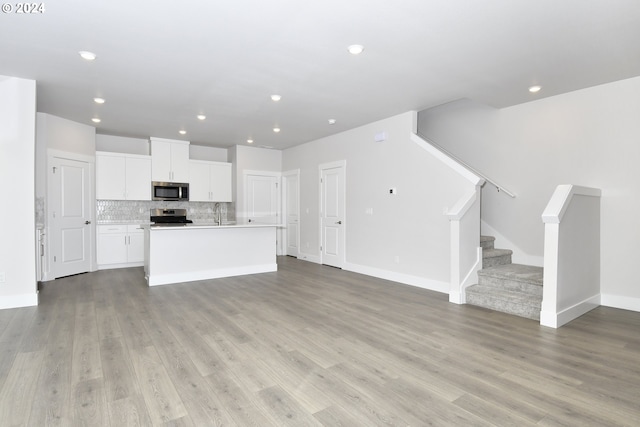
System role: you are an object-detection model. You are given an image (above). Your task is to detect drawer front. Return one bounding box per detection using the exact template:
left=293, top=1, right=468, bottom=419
left=127, top=224, right=145, bottom=233
left=98, top=224, right=127, bottom=234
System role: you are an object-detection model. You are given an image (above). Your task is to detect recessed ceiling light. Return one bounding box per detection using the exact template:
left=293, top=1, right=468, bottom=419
left=179, top=130, right=187, bottom=135
left=93, top=97, right=105, bottom=104
left=328, top=119, right=336, bottom=125
left=247, top=139, right=254, bottom=144
left=529, top=85, right=542, bottom=93
left=79, top=51, right=97, bottom=61
left=273, top=127, right=281, bottom=133
left=91, top=118, right=101, bottom=123
left=347, top=44, right=364, bottom=55
left=197, top=114, right=206, bottom=120
left=271, top=94, right=281, bottom=102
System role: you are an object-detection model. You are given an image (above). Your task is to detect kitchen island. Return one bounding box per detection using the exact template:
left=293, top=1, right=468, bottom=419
left=143, top=223, right=278, bottom=286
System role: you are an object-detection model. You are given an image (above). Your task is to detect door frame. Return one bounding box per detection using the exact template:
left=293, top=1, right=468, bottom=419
left=46, top=149, right=96, bottom=280
left=282, top=169, right=300, bottom=258
left=319, top=160, right=346, bottom=267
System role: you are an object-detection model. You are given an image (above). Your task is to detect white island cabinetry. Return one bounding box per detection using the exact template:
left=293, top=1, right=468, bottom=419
left=97, top=224, right=145, bottom=269
left=96, top=152, right=151, bottom=200
left=189, top=160, right=232, bottom=202
left=143, top=224, right=278, bottom=286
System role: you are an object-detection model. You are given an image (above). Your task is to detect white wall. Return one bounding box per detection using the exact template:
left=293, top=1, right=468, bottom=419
left=418, top=76, right=640, bottom=308
left=96, top=134, right=149, bottom=155
left=95, top=134, right=229, bottom=162
left=283, top=111, right=473, bottom=291
left=37, top=113, right=96, bottom=155
left=190, top=144, right=228, bottom=162
left=0, top=76, right=38, bottom=309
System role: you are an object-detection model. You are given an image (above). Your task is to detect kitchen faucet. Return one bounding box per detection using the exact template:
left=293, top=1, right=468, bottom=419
left=214, top=202, right=221, bottom=225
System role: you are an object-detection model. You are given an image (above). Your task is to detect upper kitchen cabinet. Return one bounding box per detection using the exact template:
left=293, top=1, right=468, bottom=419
left=96, top=151, right=151, bottom=200
left=189, top=160, right=232, bottom=202
left=150, top=137, right=190, bottom=183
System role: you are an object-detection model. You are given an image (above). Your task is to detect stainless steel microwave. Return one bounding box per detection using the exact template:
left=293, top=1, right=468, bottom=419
left=152, top=181, right=189, bottom=201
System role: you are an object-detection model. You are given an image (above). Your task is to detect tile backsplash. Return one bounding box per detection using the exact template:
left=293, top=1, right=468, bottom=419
left=96, top=200, right=235, bottom=224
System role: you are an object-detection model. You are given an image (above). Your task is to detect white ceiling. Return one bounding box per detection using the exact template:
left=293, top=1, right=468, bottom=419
left=2, top=0, right=640, bottom=150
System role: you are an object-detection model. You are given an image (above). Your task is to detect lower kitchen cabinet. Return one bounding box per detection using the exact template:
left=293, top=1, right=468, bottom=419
left=97, top=224, right=145, bottom=269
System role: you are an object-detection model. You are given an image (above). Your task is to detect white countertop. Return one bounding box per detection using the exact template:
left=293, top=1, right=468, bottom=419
left=143, top=222, right=284, bottom=230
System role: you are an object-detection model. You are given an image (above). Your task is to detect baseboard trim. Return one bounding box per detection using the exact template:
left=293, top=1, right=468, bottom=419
left=540, top=294, right=601, bottom=328
left=344, top=262, right=449, bottom=294
left=0, top=292, right=39, bottom=310
left=98, top=262, right=144, bottom=270
left=296, top=252, right=321, bottom=264
left=601, top=294, right=640, bottom=313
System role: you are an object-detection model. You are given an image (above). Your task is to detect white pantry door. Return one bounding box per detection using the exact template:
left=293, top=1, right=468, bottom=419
left=245, top=173, right=280, bottom=224
left=320, top=161, right=345, bottom=268
left=283, top=171, right=300, bottom=257
left=51, top=157, right=92, bottom=278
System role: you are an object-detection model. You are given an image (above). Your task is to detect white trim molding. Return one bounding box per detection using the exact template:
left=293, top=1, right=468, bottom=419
left=447, top=187, right=482, bottom=304
left=0, top=292, right=38, bottom=310
left=410, top=133, right=484, bottom=187
left=540, top=184, right=601, bottom=328
left=601, top=294, right=640, bottom=313
left=344, top=262, right=449, bottom=294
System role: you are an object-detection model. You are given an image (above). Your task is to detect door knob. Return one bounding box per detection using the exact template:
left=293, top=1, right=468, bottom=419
left=336, top=220, right=342, bottom=224
left=85, top=220, right=91, bottom=225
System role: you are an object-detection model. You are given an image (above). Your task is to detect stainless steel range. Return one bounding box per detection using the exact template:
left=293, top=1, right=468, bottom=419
left=150, top=208, right=193, bottom=226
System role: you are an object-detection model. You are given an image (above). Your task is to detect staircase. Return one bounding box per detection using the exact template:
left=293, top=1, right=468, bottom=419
left=466, top=236, right=543, bottom=320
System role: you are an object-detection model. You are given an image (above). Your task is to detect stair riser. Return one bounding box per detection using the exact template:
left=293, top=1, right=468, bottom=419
left=477, top=276, right=543, bottom=296
left=482, top=254, right=512, bottom=268
left=480, top=236, right=495, bottom=250
left=480, top=241, right=494, bottom=250
left=466, top=292, right=541, bottom=321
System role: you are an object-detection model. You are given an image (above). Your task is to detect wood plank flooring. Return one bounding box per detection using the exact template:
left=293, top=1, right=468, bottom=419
left=1, top=256, right=639, bottom=426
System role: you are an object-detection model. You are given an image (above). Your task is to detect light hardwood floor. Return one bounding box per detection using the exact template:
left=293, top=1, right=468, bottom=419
left=1, top=256, right=639, bottom=426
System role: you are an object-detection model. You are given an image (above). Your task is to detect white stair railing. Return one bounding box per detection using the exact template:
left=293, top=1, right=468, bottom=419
left=447, top=186, right=483, bottom=304
left=540, top=185, right=601, bottom=328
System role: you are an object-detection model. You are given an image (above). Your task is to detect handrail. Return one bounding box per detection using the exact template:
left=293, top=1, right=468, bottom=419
left=415, top=132, right=516, bottom=198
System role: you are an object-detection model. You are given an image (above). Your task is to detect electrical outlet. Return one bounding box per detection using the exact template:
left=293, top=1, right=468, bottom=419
left=0, top=272, right=5, bottom=283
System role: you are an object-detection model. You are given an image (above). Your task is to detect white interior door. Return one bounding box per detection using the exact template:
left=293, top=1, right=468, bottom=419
left=320, top=161, right=345, bottom=268
left=283, top=171, right=300, bottom=257
left=51, top=157, right=92, bottom=278
left=246, top=173, right=280, bottom=224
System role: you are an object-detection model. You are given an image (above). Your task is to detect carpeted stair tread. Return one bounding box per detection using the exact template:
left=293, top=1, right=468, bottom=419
left=482, top=248, right=513, bottom=258
left=466, top=284, right=541, bottom=320
left=479, top=264, right=543, bottom=285
left=480, top=235, right=495, bottom=250
left=469, top=236, right=543, bottom=321
left=482, top=247, right=512, bottom=268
